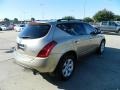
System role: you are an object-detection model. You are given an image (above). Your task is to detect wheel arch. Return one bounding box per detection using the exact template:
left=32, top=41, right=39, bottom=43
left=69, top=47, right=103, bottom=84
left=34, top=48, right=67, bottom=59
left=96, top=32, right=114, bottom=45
left=53, top=50, right=77, bottom=73
left=61, top=51, right=77, bottom=60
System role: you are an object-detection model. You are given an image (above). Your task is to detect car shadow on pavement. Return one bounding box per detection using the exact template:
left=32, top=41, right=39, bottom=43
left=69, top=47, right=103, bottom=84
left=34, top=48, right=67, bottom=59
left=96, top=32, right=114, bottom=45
left=4, top=47, right=15, bottom=53
left=40, top=47, right=120, bottom=90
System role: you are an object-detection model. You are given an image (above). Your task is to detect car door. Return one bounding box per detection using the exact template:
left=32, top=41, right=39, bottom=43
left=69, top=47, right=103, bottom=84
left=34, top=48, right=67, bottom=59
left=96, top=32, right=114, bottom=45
left=100, top=21, right=109, bottom=31
left=109, top=22, right=117, bottom=31
left=83, top=23, right=99, bottom=52
left=72, top=23, right=93, bottom=56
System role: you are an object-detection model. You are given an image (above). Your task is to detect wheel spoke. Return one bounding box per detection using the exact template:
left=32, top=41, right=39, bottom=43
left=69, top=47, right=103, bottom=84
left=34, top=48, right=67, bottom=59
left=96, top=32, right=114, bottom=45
left=67, top=59, right=71, bottom=64
left=68, top=64, right=73, bottom=72
left=101, top=42, right=105, bottom=52
left=63, top=61, right=67, bottom=67
left=67, top=69, right=71, bottom=76
left=62, top=68, right=67, bottom=77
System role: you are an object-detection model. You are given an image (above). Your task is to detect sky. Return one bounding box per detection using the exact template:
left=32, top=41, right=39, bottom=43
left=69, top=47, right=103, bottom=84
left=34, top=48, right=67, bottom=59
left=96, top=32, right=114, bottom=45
left=0, top=0, right=120, bottom=20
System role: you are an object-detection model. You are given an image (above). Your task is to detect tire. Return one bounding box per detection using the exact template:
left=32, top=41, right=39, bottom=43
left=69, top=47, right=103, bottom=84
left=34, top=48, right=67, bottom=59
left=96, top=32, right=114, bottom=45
left=55, top=53, right=76, bottom=81
left=97, top=40, right=105, bottom=55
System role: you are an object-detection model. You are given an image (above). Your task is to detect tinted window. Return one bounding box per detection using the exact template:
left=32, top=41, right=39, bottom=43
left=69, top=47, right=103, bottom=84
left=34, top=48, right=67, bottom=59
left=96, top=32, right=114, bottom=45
left=19, top=24, right=50, bottom=39
left=83, top=23, right=95, bottom=34
left=102, top=22, right=107, bottom=25
left=109, top=22, right=116, bottom=26
left=57, top=23, right=77, bottom=35
left=74, top=23, right=86, bottom=35
left=57, top=23, right=86, bottom=35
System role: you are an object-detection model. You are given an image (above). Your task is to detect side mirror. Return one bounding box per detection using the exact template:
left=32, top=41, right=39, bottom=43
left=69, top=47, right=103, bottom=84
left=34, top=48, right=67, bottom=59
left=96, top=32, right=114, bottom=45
left=90, top=31, right=97, bottom=35
left=95, top=28, right=101, bottom=33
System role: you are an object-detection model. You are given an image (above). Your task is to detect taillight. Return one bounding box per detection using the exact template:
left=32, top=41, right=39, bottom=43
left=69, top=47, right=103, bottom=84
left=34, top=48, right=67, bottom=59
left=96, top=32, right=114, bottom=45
left=37, top=41, right=57, bottom=58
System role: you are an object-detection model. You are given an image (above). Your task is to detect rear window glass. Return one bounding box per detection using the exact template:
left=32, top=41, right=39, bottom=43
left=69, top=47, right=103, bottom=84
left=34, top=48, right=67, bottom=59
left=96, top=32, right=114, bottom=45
left=19, top=24, right=50, bottom=39
left=57, top=23, right=76, bottom=35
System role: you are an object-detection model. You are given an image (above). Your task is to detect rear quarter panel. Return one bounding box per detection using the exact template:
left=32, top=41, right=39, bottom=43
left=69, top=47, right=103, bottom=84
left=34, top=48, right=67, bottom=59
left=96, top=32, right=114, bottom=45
left=51, top=28, right=76, bottom=54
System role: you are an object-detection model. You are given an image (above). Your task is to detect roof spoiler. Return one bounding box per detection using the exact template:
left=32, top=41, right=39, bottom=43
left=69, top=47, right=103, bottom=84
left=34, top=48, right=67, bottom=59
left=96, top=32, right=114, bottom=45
left=57, top=19, right=83, bottom=22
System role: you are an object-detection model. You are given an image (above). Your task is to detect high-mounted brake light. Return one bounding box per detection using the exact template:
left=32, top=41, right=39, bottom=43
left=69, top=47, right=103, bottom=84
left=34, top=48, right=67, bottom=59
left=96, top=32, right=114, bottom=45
left=37, top=41, right=57, bottom=58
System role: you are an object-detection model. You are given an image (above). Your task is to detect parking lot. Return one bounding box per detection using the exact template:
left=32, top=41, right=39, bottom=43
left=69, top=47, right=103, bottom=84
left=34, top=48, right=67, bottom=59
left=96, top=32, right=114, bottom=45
left=0, top=31, right=120, bottom=90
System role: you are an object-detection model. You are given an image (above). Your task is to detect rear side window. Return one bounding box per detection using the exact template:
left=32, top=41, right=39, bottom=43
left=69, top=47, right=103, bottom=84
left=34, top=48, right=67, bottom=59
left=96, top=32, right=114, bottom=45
left=57, top=23, right=86, bottom=36
left=19, top=24, right=50, bottom=39
left=57, top=23, right=76, bottom=35
left=74, top=23, right=86, bottom=35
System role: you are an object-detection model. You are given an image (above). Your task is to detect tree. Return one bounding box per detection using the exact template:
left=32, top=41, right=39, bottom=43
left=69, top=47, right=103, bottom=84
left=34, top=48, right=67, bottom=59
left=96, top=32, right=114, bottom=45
left=4, top=18, right=10, bottom=26
left=13, top=18, right=19, bottom=24
left=62, top=16, right=75, bottom=20
left=31, top=17, right=35, bottom=22
left=4, top=18, right=10, bottom=22
left=83, top=17, right=94, bottom=23
left=93, top=9, right=114, bottom=22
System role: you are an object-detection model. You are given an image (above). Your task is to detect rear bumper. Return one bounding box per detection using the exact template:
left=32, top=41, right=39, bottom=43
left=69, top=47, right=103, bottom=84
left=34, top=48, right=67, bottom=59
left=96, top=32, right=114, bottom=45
left=14, top=51, right=62, bottom=73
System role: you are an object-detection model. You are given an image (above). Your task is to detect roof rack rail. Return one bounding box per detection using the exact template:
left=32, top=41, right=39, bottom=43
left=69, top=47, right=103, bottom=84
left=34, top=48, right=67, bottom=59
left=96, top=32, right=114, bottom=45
left=57, top=19, right=83, bottom=22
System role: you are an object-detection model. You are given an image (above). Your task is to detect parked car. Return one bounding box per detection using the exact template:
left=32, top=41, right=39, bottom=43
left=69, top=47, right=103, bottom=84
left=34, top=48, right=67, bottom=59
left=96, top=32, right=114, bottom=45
left=14, top=19, right=105, bottom=81
left=14, top=24, right=25, bottom=32
left=6, top=24, right=15, bottom=30
left=0, top=25, right=7, bottom=31
left=98, top=21, right=120, bottom=33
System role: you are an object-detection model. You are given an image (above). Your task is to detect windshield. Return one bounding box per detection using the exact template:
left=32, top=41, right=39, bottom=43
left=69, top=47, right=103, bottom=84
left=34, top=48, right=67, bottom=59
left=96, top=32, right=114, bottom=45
left=19, top=24, right=51, bottom=39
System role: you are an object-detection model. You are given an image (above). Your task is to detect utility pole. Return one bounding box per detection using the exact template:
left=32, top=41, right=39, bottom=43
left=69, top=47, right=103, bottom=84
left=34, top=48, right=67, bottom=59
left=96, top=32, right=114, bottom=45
left=40, top=3, right=45, bottom=20
left=83, top=0, right=87, bottom=18
left=23, top=11, right=27, bottom=23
